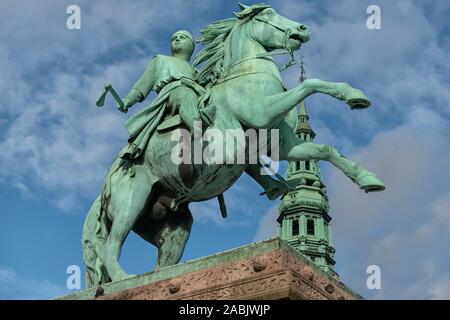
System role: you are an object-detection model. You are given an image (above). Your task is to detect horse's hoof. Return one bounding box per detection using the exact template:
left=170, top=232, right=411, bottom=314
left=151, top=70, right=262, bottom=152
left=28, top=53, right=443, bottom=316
left=343, top=89, right=371, bottom=110
left=356, top=172, right=385, bottom=193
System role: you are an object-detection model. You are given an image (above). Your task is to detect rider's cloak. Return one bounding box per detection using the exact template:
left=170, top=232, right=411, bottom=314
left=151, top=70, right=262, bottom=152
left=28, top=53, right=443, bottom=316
left=120, top=55, right=205, bottom=160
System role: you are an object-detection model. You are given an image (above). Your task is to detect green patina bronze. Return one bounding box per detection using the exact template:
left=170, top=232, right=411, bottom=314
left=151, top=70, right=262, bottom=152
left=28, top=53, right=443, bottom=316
left=82, top=3, right=385, bottom=288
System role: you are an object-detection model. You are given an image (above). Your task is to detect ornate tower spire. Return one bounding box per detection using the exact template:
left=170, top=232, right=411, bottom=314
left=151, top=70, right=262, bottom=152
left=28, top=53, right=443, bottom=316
left=296, top=55, right=314, bottom=141
left=278, top=59, right=337, bottom=277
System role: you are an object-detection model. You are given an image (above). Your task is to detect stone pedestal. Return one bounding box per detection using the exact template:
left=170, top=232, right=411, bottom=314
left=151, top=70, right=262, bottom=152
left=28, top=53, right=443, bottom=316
left=60, top=238, right=361, bottom=300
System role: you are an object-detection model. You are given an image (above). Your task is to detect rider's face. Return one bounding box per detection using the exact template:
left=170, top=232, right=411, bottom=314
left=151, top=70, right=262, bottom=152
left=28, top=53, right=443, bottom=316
left=171, top=33, right=194, bottom=57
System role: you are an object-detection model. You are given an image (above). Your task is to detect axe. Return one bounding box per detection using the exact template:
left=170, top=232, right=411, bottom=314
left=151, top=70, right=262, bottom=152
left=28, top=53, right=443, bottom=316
left=96, top=83, right=125, bottom=112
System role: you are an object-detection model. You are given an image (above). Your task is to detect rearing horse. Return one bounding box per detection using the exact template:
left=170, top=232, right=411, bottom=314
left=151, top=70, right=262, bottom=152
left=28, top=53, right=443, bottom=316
left=82, top=3, right=385, bottom=287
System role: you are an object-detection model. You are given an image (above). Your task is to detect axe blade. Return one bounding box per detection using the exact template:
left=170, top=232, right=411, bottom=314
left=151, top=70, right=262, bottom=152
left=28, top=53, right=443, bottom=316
left=96, top=90, right=107, bottom=107
left=95, top=84, right=112, bottom=108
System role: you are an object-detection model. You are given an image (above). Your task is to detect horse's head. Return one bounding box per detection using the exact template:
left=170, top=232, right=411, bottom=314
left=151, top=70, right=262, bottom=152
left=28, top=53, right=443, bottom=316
left=194, top=3, right=311, bottom=84
left=236, top=3, right=310, bottom=52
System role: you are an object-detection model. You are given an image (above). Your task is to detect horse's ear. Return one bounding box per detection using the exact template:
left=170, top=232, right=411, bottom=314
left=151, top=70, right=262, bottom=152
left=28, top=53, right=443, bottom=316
left=234, top=3, right=248, bottom=17
left=234, top=3, right=271, bottom=19
left=238, top=3, right=248, bottom=11
left=234, top=3, right=252, bottom=19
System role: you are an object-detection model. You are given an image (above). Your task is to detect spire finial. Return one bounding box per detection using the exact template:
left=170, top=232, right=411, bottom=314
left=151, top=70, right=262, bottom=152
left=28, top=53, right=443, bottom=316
left=298, top=55, right=308, bottom=118
left=299, top=55, right=306, bottom=83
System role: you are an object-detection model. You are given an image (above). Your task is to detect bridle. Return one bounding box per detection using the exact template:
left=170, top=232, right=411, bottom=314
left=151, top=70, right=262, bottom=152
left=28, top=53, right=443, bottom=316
left=254, top=15, right=297, bottom=70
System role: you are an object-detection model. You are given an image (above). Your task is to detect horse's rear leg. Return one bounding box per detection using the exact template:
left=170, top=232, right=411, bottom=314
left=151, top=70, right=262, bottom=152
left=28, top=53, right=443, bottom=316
left=286, top=143, right=385, bottom=192
left=156, top=207, right=192, bottom=268
left=133, top=204, right=193, bottom=270
left=277, top=120, right=385, bottom=192
left=100, top=165, right=155, bottom=282
left=148, top=205, right=193, bottom=269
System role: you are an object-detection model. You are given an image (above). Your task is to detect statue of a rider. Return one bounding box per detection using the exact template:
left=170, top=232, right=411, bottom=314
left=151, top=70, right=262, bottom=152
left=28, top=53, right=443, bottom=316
left=117, top=30, right=210, bottom=161
left=112, top=29, right=288, bottom=201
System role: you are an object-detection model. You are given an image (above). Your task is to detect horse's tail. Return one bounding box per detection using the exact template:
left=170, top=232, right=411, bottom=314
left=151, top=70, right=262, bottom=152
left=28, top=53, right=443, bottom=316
left=82, top=195, right=111, bottom=288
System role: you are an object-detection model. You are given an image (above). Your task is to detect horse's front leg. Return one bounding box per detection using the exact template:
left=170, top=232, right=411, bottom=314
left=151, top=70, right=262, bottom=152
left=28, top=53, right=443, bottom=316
left=261, top=79, right=371, bottom=123
left=277, top=121, right=385, bottom=193
left=303, top=79, right=371, bottom=110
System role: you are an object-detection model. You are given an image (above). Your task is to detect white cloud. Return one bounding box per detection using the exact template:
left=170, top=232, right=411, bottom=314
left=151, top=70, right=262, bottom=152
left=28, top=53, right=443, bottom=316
left=0, top=265, right=68, bottom=300
left=325, top=110, right=450, bottom=299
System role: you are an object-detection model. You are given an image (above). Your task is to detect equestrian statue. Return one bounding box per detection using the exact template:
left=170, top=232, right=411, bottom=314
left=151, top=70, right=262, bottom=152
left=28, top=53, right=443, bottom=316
left=82, top=3, right=385, bottom=287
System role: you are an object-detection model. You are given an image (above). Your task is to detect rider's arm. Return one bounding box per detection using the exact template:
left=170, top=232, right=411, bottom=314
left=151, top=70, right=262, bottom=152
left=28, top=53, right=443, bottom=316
left=124, top=56, right=159, bottom=107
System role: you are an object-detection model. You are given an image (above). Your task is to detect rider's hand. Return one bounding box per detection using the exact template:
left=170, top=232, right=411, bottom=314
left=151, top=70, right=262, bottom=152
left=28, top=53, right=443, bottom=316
left=117, top=98, right=133, bottom=113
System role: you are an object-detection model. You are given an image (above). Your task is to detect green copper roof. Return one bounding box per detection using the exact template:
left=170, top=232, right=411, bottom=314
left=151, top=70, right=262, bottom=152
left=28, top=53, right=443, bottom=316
left=296, top=100, right=315, bottom=138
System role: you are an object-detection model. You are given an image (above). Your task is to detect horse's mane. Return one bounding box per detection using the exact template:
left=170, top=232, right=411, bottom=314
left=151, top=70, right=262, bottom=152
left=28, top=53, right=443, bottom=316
left=194, top=3, right=271, bottom=86
left=193, top=18, right=237, bottom=85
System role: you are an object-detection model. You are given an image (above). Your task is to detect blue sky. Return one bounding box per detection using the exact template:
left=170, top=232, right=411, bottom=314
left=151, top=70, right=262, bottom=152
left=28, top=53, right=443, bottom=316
left=1, top=0, right=449, bottom=299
